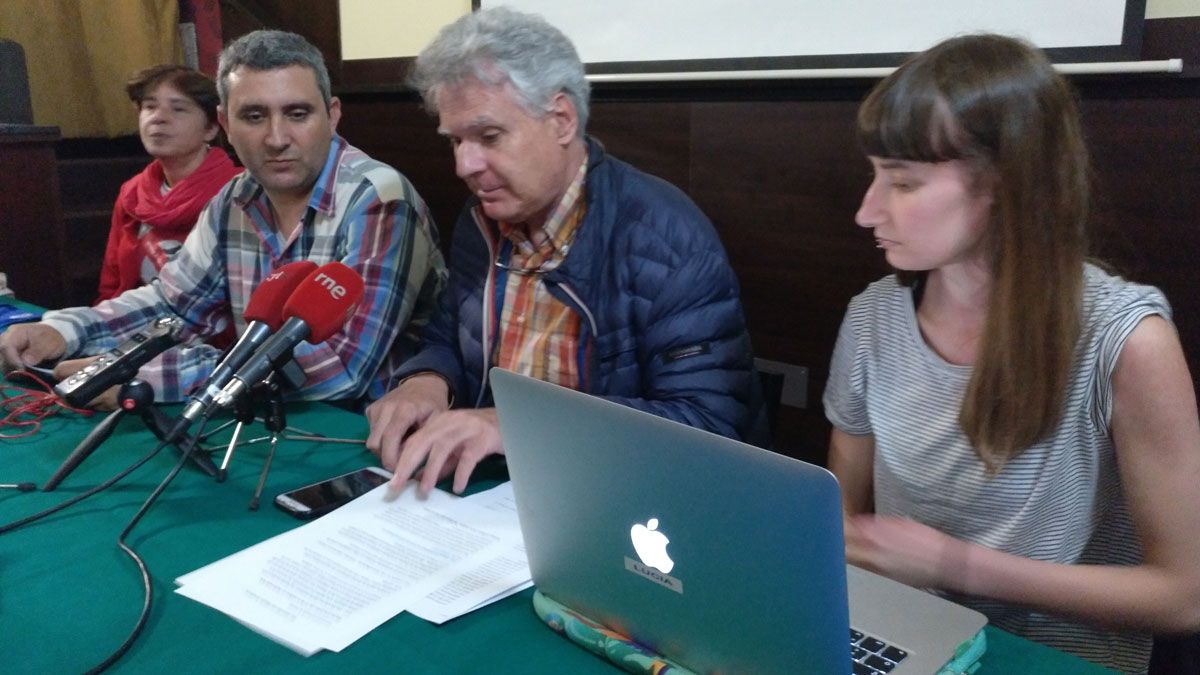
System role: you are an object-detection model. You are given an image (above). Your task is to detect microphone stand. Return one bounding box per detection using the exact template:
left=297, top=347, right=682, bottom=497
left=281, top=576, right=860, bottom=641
left=248, top=378, right=286, bottom=511
left=213, top=368, right=298, bottom=507
left=44, top=380, right=220, bottom=492
left=43, top=380, right=156, bottom=492
left=212, top=354, right=311, bottom=481
left=141, top=405, right=218, bottom=477
left=215, top=383, right=258, bottom=483
left=43, top=408, right=126, bottom=492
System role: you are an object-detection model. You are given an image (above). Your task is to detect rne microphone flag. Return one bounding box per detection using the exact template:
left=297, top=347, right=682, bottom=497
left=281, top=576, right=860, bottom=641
left=281, top=262, right=366, bottom=342
left=213, top=263, right=365, bottom=408
left=175, top=260, right=318, bottom=429
left=244, top=260, right=320, bottom=330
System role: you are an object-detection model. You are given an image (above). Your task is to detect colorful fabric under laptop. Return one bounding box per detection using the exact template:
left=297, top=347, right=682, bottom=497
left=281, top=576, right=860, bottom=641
left=534, top=589, right=988, bottom=674
left=532, top=590, right=696, bottom=675
left=937, top=629, right=987, bottom=675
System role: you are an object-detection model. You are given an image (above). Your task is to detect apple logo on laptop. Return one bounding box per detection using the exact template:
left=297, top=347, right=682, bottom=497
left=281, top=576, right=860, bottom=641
left=630, top=518, right=674, bottom=573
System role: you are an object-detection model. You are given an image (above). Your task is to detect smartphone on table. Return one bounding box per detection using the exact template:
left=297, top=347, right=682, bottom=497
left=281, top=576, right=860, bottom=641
left=273, top=466, right=391, bottom=520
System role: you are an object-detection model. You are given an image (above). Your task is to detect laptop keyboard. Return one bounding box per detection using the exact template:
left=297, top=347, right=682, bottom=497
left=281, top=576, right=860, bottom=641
left=850, top=628, right=909, bottom=674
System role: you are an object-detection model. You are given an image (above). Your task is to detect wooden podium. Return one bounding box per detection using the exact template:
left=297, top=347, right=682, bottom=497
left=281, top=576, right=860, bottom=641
left=0, top=123, right=68, bottom=309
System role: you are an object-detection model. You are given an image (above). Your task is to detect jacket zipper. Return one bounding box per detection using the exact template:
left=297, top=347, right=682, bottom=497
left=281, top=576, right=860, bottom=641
left=474, top=212, right=497, bottom=408
left=552, top=280, right=598, bottom=391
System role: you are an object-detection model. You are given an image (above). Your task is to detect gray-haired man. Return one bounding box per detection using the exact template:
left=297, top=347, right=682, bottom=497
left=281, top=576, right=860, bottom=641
left=366, top=8, right=767, bottom=495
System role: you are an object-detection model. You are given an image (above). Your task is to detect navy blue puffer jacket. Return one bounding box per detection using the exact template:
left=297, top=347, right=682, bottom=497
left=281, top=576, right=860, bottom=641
left=393, top=139, right=768, bottom=446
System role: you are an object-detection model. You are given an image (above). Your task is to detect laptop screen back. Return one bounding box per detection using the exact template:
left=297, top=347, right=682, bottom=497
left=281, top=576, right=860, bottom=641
left=492, top=369, right=852, bottom=674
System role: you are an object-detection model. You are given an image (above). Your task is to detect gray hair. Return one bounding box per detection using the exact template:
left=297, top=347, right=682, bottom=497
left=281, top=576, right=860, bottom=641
left=217, top=30, right=332, bottom=108
left=410, top=7, right=591, bottom=136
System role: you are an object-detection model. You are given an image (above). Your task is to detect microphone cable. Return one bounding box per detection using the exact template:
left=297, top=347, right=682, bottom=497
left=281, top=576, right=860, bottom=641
left=0, top=438, right=167, bottom=535
left=84, top=417, right=210, bottom=674
left=1, top=393, right=221, bottom=534
left=1, top=369, right=94, bottom=439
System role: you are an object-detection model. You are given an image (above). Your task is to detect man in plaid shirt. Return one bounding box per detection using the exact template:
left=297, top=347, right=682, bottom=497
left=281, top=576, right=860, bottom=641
left=0, top=31, right=446, bottom=408
left=366, top=9, right=767, bottom=495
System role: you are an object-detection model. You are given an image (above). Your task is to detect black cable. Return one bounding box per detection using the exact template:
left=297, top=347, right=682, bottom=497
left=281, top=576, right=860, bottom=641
left=0, top=421, right=222, bottom=536
left=0, top=440, right=168, bottom=536
left=84, top=418, right=209, bottom=674
left=84, top=539, right=152, bottom=675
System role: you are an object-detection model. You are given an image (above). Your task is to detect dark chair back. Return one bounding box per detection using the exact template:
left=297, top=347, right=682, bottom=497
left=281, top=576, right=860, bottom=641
left=0, top=39, right=34, bottom=124
left=758, top=369, right=784, bottom=445
left=1151, top=633, right=1200, bottom=674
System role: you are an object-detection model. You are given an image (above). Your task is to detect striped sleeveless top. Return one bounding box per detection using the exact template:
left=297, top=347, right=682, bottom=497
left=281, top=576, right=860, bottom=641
left=823, top=264, right=1171, bottom=673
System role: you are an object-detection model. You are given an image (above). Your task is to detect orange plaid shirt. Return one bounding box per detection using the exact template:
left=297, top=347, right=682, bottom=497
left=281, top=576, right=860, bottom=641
left=492, top=161, right=588, bottom=388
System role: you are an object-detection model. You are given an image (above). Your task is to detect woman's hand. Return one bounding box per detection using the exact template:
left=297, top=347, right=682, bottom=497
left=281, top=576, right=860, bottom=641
left=844, top=513, right=972, bottom=592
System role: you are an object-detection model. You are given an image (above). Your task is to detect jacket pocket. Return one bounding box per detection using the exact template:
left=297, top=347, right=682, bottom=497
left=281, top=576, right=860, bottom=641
left=593, top=326, right=640, bottom=395
left=595, top=325, right=638, bottom=363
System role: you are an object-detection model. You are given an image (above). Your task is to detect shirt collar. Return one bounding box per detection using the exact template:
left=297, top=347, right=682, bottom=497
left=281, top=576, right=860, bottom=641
left=307, top=134, right=345, bottom=216
left=497, top=158, right=588, bottom=255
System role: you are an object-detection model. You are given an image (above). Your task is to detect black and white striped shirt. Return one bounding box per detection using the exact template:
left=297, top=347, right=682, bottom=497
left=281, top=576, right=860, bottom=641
left=824, top=264, right=1171, bottom=673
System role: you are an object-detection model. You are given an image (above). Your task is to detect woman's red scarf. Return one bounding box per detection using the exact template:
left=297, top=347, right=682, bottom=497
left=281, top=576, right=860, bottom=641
left=96, top=146, right=241, bottom=303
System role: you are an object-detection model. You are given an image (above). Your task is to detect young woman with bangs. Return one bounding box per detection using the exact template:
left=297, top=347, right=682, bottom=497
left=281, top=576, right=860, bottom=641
left=823, top=34, right=1200, bottom=673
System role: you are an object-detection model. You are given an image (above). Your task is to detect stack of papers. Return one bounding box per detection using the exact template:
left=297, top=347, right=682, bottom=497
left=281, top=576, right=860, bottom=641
left=175, top=482, right=532, bottom=656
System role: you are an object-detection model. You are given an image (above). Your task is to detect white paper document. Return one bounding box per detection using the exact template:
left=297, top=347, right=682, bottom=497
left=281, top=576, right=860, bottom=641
left=406, top=482, right=533, bottom=624
left=175, top=481, right=531, bottom=656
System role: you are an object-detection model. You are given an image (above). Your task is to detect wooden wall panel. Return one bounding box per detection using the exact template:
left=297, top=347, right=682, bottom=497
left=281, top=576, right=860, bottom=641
left=587, top=102, right=691, bottom=190
left=1082, top=93, right=1200, bottom=373
left=689, top=100, right=882, bottom=371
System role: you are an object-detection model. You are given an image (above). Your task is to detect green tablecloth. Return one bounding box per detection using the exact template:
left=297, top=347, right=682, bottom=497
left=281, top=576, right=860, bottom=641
left=0, top=396, right=1112, bottom=674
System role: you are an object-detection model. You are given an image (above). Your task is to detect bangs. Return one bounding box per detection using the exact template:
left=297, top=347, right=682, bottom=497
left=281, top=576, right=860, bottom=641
left=857, top=66, right=971, bottom=163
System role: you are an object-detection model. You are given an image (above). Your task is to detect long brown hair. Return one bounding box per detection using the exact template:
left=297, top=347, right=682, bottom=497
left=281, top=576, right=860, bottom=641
left=857, top=34, right=1089, bottom=470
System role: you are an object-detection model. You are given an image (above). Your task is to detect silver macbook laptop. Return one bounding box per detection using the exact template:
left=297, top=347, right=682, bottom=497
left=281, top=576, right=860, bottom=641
left=492, top=369, right=987, bottom=675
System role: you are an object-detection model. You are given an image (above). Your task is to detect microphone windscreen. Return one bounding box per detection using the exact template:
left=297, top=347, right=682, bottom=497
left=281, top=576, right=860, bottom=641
left=243, top=260, right=319, bottom=330
left=282, top=262, right=366, bottom=343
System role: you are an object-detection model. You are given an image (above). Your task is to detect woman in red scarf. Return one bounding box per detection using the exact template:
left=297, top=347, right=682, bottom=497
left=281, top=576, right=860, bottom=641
left=95, top=65, right=241, bottom=303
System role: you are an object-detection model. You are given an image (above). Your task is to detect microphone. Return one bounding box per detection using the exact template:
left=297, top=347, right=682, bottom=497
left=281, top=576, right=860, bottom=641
left=53, top=317, right=183, bottom=408
left=213, top=262, right=365, bottom=409
left=174, top=260, right=317, bottom=429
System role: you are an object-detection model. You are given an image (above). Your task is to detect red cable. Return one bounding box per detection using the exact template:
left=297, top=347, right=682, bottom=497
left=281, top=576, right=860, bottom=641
left=0, top=370, right=94, bottom=439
